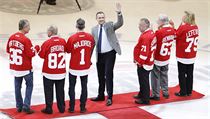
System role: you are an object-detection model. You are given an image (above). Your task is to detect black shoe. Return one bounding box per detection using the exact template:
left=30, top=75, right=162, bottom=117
left=46, top=1, right=56, bottom=5
left=135, top=99, right=150, bottom=105
left=163, top=94, right=170, bottom=99
left=23, top=108, right=34, bottom=114
left=106, top=99, right=112, bottom=106
left=59, top=109, right=65, bottom=113
left=175, top=92, right=187, bottom=97
left=80, top=107, right=87, bottom=113
left=68, top=108, right=74, bottom=113
left=133, top=94, right=141, bottom=99
left=17, top=108, right=22, bottom=112
left=150, top=96, right=160, bottom=101
left=91, top=96, right=105, bottom=101
left=41, top=108, right=53, bottom=114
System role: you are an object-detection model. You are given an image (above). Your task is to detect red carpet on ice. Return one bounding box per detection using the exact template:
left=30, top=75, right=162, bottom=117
left=0, top=86, right=204, bottom=119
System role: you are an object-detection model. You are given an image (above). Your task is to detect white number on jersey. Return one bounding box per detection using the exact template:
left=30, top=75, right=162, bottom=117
left=141, top=45, right=146, bottom=52
left=185, top=37, right=198, bottom=52
left=160, top=42, right=172, bottom=56
left=80, top=49, right=85, bottom=65
left=48, top=53, right=65, bottom=69
left=9, top=48, right=23, bottom=65
left=150, top=45, right=156, bottom=62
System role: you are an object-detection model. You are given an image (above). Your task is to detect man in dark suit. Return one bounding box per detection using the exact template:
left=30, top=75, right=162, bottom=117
left=91, top=3, right=123, bottom=106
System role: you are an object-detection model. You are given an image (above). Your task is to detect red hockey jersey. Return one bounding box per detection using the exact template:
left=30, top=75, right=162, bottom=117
left=154, top=25, right=176, bottom=66
left=66, top=32, right=95, bottom=76
left=6, top=32, right=36, bottom=71
left=176, top=23, right=199, bottom=64
left=133, top=29, right=157, bottom=71
left=39, top=36, right=67, bottom=79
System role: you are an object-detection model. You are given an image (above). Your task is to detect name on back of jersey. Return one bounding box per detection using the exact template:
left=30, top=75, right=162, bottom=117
left=186, top=29, right=198, bottom=38
left=74, top=40, right=92, bottom=49
left=9, top=40, right=24, bottom=50
left=50, top=45, right=64, bottom=52
left=162, top=35, right=175, bottom=43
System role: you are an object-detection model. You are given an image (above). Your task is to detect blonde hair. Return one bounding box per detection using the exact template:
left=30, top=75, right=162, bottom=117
left=183, top=11, right=196, bottom=25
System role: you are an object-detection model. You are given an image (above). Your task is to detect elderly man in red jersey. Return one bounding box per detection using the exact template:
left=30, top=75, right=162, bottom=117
left=6, top=19, right=39, bottom=114
left=133, top=18, right=157, bottom=105
left=150, top=14, right=176, bottom=101
left=39, top=25, right=66, bottom=114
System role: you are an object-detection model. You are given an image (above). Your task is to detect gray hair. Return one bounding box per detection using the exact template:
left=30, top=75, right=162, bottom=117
left=140, top=18, right=150, bottom=28
left=19, top=19, right=29, bottom=30
left=158, top=14, right=169, bottom=25
left=48, top=25, right=58, bottom=35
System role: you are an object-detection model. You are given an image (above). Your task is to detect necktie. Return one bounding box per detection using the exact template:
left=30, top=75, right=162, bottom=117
left=98, top=25, right=103, bottom=53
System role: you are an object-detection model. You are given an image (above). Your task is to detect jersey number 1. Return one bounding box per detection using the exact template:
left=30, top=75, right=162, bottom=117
left=80, top=49, right=85, bottom=65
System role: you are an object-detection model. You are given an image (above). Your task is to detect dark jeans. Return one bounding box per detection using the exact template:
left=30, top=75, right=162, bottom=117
left=69, top=73, right=88, bottom=110
left=43, top=76, right=65, bottom=112
left=97, top=50, right=116, bottom=99
left=177, top=62, right=194, bottom=95
left=14, top=71, right=33, bottom=110
left=137, top=66, right=150, bottom=102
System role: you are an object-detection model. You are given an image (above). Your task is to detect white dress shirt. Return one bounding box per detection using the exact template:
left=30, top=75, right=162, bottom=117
left=98, top=25, right=113, bottom=53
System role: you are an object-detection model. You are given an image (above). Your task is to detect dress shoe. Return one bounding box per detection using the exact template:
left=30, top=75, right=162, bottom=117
left=59, top=108, right=65, bottom=113
left=163, top=94, right=170, bottom=99
left=135, top=99, right=150, bottom=105
left=23, top=108, right=35, bottom=114
left=17, top=108, right=22, bottom=112
left=133, top=94, right=141, bottom=99
left=106, top=99, right=112, bottom=106
left=80, top=107, right=87, bottom=113
left=175, top=92, right=187, bottom=97
left=41, top=108, right=53, bottom=114
left=150, top=96, right=160, bottom=101
left=68, top=108, right=74, bottom=113
left=91, top=96, right=105, bottom=101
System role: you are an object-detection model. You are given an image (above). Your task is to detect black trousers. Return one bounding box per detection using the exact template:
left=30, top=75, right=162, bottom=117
left=43, top=76, right=65, bottom=112
left=137, top=66, right=151, bottom=102
left=97, top=50, right=116, bottom=99
left=69, top=73, right=88, bottom=109
left=177, top=62, right=194, bottom=95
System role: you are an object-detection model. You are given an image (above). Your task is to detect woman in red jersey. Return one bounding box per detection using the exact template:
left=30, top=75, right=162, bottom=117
left=175, top=11, right=199, bottom=97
